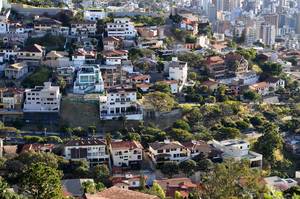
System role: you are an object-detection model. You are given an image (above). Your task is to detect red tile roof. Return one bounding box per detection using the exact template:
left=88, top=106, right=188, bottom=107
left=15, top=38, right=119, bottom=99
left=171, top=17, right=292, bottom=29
left=111, top=141, right=143, bottom=150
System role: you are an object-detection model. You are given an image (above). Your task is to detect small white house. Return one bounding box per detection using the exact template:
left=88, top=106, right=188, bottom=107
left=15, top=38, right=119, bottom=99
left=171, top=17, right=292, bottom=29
left=110, top=140, right=143, bottom=167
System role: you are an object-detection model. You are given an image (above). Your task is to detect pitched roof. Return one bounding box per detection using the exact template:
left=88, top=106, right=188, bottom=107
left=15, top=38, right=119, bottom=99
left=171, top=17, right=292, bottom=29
left=111, top=141, right=143, bottom=150
left=206, top=56, right=225, bottom=66
left=21, top=44, right=44, bottom=53
left=148, top=141, right=185, bottom=150
left=102, top=50, right=128, bottom=57
left=65, top=138, right=106, bottom=146
left=155, top=178, right=197, bottom=190
left=84, top=187, right=159, bottom=199
left=181, top=140, right=212, bottom=153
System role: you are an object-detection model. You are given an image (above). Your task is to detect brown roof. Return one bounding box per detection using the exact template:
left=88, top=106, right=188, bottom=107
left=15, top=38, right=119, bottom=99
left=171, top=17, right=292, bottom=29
left=206, top=56, right=225, bottom=66
left=102, top=50, right=128, bottom=57
left=148, top=141, right=185, bottom=151
left=21, top=44, right=44, bottom=53
left=155, top=178, right=197, bottom=190
left=111, top=141, right=143, bottom=150
left=130, top=74, right=150, bottom=81
left=181, top=140, right=212, bottom=153
left=84, top=187, right=159, bottom=199
left=249, top=82, right=268, bottom=90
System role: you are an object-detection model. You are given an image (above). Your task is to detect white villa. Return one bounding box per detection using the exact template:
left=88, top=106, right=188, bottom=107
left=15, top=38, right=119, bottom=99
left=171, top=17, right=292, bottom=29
left=73, top=65, right=104, bottom=94
left=99, top=87, right=143, bottom=120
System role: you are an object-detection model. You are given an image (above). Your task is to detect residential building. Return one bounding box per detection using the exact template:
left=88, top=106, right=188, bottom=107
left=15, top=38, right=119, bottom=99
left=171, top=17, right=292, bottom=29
left=21, top=143, right=55, bottom=153
left=33, top=17, right=62, bottom=33
left=205, top=56, right=226, bottom=79
left=264, top=176, right=298, bottom=191
left=73, top=65, right=104, bottom=94
left=261, top=24, right=276, bottom=46
left=83, top=9, right=107, bottom=21
left=103, top=36, right=122, bottom=51
left=100, top=65, right=127, bottom=88
left=64, top=139, right=109, bottom=166
left=112, top=173, right=147, bottom=189
left=70, top=21, right=97, bottom=36
left=148, top=140, right=190, bottom=164
left=102, top=50, right=128, bottom=65
left=23, top=82, right=61, bottom=112
left=167, top=57, right=188, bottom=91
left=211, top=139, right=263, bottom=168
left=265, top=77, right=285, bottom=90
left=129, top=74, right=150, bottom=84
left=245, top=26, right=258, bottom=45
left=17, top=44, right=45, bottom=64
left=84, top=186, right=159, bottom=199
left=4, top=61, right=28, bottom=79
left=72, top=48, right=97, bottom=68
left=106, top=18, right=137, bottom=38
left=179, top=14, right=199, bottom=35
left=249, top=81, right=269, bottom=95
left=182, top=140, right=214, bottom=158
left=224, top=52, right=249, bottom=76
left=110, top=140, right=143, bottom=168
left=155, top=178, right=197, bottom=199
left=99, top=87, right=143, bottom=120
left=56, top=66, right=75, bottom=85
left=0, top=88, right=24, bottom=110
left=44, top=51, right=70, bottom=68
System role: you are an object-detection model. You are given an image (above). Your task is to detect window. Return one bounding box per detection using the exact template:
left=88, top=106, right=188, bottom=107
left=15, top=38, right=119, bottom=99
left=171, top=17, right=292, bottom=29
left=157, top=150, right=163, bottom=153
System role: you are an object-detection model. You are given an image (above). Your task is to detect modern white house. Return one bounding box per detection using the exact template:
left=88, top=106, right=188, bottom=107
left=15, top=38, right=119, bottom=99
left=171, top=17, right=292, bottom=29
left=102, top=50, right=128, bottom=65
left=4, top=61, right=28, bottom=79
left=73, top=65, right=104, bottom=94
left=70, top=21, right=97, bottom=36
left=23, top=82, right=61, bottom=113
left=166, top=57, right=188, bottom=92
left=64, top=138, right=110, bottom=167
left=106, top=18, right=137, bottom=38
left=211, top=139, right=263, bottom=169
left=110, top=140, right=143, bottom=168
left=83, top=9, right=107, bottom=21
left=99, top=87, right=143, bottom=120
left=148, top=140, right=190, bottom=164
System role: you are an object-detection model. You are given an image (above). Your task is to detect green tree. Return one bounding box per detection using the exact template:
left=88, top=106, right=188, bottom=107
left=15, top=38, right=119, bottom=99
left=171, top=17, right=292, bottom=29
left=260, top=62, right=282, bottom=76
left=148, top=182, right=165, bottom=199
left=173, top=119, right=191, bottom=131
left=160, top=161, right=179, bottom=178
left=243, top=90, right=260, bottom=101
left=175, top=191, right=184, bottom=199
left=91, top=164, right=110, bottom=184
left=153, top=82, right=171, bottom=93
left=169, top=128, right=193, bottom=142
left=82, top=180, right=96, bottom=194
left=19, top=163, right=63, bottom=199
left=179, top=160, right=197, bottom=177
left=201, top=160, right=264, bottom=199
left=254, top=123, right=283, bottom=163
left=144, top=92, right=175, bottom=112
